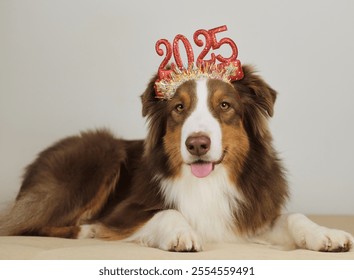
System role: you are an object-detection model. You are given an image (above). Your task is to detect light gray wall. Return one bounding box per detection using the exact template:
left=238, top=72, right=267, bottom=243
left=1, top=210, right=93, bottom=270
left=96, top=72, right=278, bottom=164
left=1, top=0, right=353, bottom=214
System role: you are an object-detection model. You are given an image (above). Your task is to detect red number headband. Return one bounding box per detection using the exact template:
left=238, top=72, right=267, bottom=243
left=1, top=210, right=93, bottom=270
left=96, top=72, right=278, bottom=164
left=154, top=25, right=244, bottom=99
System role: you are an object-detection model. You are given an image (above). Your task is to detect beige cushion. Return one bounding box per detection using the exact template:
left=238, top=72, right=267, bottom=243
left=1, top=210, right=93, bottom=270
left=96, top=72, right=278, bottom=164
left=1, top=215, right=353, bottom=260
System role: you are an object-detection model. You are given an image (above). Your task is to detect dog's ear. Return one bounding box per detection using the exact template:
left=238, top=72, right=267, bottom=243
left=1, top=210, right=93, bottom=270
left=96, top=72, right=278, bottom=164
left=140, top=74, right=167, bottom=154
left=234, top=65, right=277, bottom=118
left=232, top=65, right=277, bottom=138
left=141, top=74, right=159, bottom=117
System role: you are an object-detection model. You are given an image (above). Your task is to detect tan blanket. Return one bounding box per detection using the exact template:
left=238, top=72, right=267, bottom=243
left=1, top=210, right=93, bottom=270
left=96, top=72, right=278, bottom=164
left=1, top=215, right=353, bottom=260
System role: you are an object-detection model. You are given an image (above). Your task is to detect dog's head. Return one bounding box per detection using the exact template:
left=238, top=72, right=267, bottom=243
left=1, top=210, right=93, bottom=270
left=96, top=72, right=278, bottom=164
left=141, top=65, right=277, bottom=178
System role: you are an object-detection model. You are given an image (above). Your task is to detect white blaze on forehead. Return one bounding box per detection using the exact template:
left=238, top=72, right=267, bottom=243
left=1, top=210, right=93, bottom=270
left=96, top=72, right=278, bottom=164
left=181, top=79, right=223, bottom=162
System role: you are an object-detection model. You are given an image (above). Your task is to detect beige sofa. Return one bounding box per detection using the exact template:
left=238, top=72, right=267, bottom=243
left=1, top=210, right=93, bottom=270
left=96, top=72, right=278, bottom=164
left=1, top=216, right=353, bottom=260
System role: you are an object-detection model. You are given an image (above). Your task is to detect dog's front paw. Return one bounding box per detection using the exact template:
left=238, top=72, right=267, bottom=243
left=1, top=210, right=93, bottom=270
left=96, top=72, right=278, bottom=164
left=288, top=214, right=353, bottom=252
left=288, top=213, right=353, bottom=252
left=126, top=210, right=203, bottom=252
left=162, top=228, right=203, bottom=252
left=302, top=227, right=353, bottom=252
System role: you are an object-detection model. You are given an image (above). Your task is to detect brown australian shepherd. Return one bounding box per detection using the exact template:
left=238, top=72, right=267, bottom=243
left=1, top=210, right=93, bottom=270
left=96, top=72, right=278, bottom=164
left=0, top=66, right=352, bottom=252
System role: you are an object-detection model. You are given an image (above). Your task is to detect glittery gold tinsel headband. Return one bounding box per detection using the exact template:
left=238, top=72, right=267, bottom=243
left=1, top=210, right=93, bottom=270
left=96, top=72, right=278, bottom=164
left=154, top=25, right=244, bottom=99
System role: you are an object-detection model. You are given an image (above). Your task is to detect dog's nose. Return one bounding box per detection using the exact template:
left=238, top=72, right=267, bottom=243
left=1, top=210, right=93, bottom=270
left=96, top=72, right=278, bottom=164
left=185, top=134, right=211, bottom=156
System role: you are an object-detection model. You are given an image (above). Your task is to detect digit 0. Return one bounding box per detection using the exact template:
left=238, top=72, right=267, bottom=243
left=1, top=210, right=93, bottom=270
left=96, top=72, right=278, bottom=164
left=173, top=34, right=194, bottom=68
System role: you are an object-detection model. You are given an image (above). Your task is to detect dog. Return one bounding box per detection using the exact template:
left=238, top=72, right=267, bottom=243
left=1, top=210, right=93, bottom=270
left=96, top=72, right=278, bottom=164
left=0, top=65, right=353, bottom=252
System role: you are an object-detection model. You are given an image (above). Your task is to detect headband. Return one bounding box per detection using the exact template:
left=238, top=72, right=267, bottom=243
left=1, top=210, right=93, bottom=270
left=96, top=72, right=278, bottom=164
left=154, top=25, right=243, bottom=99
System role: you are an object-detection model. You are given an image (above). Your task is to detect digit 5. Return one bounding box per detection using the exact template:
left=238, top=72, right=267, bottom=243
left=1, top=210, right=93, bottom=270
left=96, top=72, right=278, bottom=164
left=208, top=25, right=238, bottom=63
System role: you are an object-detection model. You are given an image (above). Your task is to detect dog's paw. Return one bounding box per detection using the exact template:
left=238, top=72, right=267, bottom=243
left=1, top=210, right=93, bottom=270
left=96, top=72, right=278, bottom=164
left=162, top=228, right=203, bottom=252
left=288, top=213, right=353, bottom=252
left=301, top=227, right=353, bottom=252
left=126, top=210, right=203, bottom=252
left=77, top=224, right=96, bottom=239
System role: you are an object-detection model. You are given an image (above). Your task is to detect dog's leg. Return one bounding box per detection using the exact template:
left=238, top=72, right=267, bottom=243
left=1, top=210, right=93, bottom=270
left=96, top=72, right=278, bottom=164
left=37, top=226, right=81, bottom=238
left=125, top=209, right=203, bottom=252
left=78, top=210, right=203, bottom=252
left=77, top=210, right=202, bottom=252
left=77, top=223, right=132, bottom=240
left=253, top=213, right=353, bottom=252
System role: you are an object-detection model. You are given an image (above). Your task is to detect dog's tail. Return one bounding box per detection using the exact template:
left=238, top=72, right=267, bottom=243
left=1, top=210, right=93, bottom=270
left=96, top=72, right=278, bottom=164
left=0, top=203, right=17, bottom=236
left=0, top=190, right=55, bottom=236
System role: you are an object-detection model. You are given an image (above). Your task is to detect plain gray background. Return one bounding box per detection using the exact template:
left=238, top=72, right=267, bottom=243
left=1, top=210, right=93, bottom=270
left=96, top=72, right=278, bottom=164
left=1, top=0, right=353, bottom=214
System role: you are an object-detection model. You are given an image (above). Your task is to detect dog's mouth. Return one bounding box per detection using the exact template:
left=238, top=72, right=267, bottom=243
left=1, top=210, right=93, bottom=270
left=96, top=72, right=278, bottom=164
left=188, top=151, right=226, bottom=178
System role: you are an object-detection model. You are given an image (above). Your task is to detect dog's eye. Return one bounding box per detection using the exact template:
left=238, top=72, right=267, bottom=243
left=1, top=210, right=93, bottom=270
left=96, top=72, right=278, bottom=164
left=220, top=102, right=230, bottom=111
left=175, top=103, right=184, bottom=113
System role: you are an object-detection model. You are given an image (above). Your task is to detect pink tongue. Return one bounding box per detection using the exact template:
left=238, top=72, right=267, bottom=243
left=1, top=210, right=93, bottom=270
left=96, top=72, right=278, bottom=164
left=191, top=162, right=213, bottom=178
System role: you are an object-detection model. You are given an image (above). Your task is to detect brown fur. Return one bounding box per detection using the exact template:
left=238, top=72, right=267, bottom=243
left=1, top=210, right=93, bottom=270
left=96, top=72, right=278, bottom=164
left=207, top=79, right=250, bottom=183
left=0, top=65, right=288, bottom=240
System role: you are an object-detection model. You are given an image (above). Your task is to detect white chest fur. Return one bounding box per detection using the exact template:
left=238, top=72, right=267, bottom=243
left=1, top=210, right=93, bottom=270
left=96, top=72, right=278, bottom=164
left=160, top=164, right=241, bottom=242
